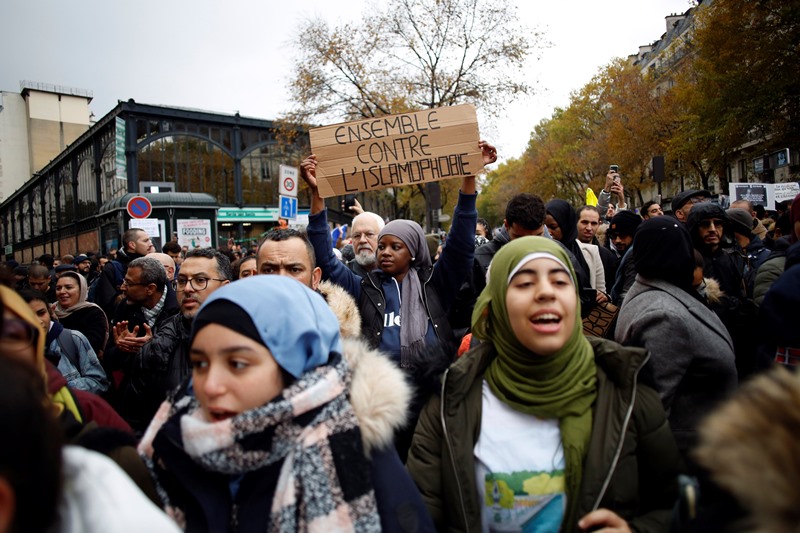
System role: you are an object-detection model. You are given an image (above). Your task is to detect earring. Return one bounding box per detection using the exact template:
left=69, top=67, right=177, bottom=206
left=412, top=256, right=416, bottom=261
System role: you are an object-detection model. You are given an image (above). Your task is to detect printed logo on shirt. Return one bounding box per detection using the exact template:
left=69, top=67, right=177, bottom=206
left=484, top=469, right=565, bottom=532
left=383, top=311, right=401, bottom=328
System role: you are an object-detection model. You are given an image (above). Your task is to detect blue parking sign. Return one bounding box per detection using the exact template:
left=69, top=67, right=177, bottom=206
left=280, top=195, right=297, bottom=219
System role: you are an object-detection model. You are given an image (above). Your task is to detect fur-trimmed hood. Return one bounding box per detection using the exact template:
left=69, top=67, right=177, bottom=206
left=694, top=366, right=800, bottom=532
left=319, top=280, right=362, bottom=339
left=342, top=337, right=410, bottom=455
left=318, top=280, right=409, bottom=454
left=699, top=276, right=724, bottom=304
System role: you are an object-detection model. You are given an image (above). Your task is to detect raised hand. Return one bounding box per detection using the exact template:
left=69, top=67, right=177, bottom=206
left=479, top=140, right=498, bottom=166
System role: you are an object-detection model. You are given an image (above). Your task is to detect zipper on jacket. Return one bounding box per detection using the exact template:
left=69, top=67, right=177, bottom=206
left=419, top=269, right=443, bottom=341
left=364, top=273, right=387, bottom=333
left=590, top=351, right=651, bottom=511
left=440, top=368, right=470, bottom=530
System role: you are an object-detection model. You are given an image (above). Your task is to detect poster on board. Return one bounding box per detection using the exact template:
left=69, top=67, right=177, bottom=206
left=729, top=182, right=799, bottom=210
left=729, top=183, right=768, bottom=207
left=309, top=104, right=482, bottom=198
left=128, top=218, right=165, bottom=251
left=177, top=219, right=212, bottom=249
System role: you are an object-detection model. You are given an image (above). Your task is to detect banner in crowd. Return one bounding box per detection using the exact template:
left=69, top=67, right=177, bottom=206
left=176, top=219, right=212, bottom=249
left=729, top=182, right=799, bottom=210
left=309, top=105, right=482, bottom=198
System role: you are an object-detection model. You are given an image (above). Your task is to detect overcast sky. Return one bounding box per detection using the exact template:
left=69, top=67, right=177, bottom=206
left=1, top=0, right=692, bottom=162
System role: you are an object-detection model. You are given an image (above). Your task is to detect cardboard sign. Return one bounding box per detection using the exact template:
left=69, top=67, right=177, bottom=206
left=310, top=105, right=482, bottom=198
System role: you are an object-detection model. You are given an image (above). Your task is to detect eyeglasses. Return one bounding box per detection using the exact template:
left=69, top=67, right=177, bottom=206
left=351, top=232, right=377, bottom=241
left=698, top=218, right=724, bottom=229
left=1, top=318, right=39, bottom=352
left=173, top=276, right=226, bottom=292
left=121, top=278, right=150, bottom=287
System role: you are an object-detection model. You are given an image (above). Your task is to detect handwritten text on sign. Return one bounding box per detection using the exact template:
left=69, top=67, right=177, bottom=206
left=309, top=105, right=481, bottom=198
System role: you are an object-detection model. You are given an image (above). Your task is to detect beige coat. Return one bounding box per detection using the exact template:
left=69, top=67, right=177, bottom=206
left=578, top=240, right=607, bottom=294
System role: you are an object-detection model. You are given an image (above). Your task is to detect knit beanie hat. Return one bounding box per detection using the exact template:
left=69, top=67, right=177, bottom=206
left=725, top=208, right=755, bottom=236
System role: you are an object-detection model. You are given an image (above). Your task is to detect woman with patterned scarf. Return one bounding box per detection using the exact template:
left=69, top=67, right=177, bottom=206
left=139, top=275, right=433, bottom=532
left=407, top=236, right=682, bottom=532
left=53, top=270, right=109, bottom=360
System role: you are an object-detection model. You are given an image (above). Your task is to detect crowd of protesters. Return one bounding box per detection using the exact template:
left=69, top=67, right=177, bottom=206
left=2, top=144, right=800, bottom=532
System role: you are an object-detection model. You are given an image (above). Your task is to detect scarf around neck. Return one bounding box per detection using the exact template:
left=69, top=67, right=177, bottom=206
left=138, top=352, right=381, bottom=532
left=472, top=236, right=597, bottom=527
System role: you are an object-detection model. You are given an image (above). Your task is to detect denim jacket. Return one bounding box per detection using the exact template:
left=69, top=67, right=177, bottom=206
left=49, top=328, right=109, bottom=395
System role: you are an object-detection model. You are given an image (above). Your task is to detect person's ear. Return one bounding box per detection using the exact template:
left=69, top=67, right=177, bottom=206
left=503, top=219, right=509, bottom=230
left=311, top=267, right=322, bottom=291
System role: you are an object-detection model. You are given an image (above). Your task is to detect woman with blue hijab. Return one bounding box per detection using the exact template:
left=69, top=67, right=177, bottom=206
left=139, top=275, right=433, bottom=532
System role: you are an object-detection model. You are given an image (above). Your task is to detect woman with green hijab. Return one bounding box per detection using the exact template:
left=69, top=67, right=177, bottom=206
left=407, top=236, right=682, bottom=532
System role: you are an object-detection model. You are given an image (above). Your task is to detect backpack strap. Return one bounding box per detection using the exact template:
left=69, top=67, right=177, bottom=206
left=57, top=328, right=81, bottom=370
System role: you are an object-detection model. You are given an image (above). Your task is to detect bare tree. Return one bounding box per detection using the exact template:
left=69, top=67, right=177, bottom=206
left=287, top=0, right=542, bottom=123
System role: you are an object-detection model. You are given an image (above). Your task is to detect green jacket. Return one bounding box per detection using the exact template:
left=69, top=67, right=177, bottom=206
left=407, top=337, right=682, bottom=533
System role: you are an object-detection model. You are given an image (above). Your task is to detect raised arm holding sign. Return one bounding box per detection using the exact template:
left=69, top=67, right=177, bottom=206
left=301, top=137, right=494, bottom=459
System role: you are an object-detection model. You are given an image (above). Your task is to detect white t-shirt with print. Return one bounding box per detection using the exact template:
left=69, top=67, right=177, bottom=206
left=474, top=380, right=566, bottom=533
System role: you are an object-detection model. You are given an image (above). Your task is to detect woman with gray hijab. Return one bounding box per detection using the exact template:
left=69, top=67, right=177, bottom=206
left=302, top=142, right=496, bottom=366
left=302, top=141, right=497, bottom=458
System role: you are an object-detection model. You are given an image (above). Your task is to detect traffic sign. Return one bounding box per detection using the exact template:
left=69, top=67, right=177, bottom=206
left=279, top=195, right=298, bottom=220
left=127, top=196, right=153, bottom=219
left=279, top=165, right=299, bottom=197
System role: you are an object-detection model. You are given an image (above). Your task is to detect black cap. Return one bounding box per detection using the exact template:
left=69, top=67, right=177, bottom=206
left=671, top=189, right=711, bottom=212
left=73, top=254, right=90, bottom=264
left=609, top=210, right=643, bottom=237
left=54, top=263, right=78, bottom=274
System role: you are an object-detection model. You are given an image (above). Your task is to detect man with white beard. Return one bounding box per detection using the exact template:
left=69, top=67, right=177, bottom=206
left=347, top=211, right=385, bottom=276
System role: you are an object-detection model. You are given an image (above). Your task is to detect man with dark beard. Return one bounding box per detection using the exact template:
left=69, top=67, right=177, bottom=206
left=116, top=248, right=231, bottom=433
left=347, top=211, right=385, bottom=276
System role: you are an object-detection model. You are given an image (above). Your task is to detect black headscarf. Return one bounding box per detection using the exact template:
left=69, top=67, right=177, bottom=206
left=546, top=199, right=579, bottom=243
left=633, top=217, right=696, bottom=295
left=546, top=199, right=590, bottom=282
